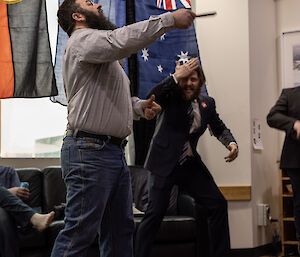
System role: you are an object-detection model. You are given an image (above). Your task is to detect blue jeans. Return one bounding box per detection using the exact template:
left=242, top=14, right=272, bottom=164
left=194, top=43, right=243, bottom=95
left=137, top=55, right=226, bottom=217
left=51, top=136, right=134, bottom=257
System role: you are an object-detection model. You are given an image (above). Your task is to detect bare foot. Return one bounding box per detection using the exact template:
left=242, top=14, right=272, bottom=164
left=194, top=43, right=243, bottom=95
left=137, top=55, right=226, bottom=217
left=30, top=211, right=55, bottom=232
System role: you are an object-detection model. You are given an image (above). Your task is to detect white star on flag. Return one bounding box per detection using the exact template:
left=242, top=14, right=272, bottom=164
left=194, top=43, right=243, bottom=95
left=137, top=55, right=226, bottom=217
left=160, top=33, right=166, bottom=40
left=157, top=65, right=163, bottom=73
left=177, top=51, right=190, bottom=64
left=141, top=48, right=149, bottom=61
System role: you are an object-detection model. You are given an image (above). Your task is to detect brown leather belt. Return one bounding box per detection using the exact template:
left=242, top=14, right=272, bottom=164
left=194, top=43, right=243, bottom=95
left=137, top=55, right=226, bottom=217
left=66, top=130, right=127, bottom=147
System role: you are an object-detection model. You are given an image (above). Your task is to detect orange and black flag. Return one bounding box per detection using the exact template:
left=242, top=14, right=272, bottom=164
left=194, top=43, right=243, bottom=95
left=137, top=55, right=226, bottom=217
left=0, top=0, right=57, bottom=99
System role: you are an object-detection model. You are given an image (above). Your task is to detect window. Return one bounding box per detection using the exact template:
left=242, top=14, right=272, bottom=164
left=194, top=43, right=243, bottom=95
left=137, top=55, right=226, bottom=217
left=1, top=98, right=67, bottom=157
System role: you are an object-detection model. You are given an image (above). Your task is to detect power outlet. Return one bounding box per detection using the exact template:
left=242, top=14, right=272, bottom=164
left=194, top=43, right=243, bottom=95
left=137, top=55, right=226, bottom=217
left=257, top=203, right=270, bottom=226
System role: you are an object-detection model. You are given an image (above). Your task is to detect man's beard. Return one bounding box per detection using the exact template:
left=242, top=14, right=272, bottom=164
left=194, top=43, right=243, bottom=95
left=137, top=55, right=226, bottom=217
left=179, top=85, right=201, bottom=102
left=78, top=7, right=118, bottom=30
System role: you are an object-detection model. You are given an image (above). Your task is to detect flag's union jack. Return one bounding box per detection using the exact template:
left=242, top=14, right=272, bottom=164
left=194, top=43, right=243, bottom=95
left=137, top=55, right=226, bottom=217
left=156, top=0, right=191, bottom=10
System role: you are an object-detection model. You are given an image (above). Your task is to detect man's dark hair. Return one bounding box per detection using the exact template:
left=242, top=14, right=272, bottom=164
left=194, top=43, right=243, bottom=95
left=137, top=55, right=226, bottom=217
left=57, top=0, right=117, bottom=36
left=195, top=66, right=206, bottom=88
left=57, top=0, right=80, bottom=37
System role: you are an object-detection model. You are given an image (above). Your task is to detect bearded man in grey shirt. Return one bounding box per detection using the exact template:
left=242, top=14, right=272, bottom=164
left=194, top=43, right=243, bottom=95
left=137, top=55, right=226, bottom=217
left=51, top=0, right=196, bottom=256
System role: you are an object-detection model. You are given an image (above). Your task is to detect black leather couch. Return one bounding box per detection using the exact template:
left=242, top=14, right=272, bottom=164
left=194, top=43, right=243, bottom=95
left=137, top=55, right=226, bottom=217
left=13, top=166, right=208, bottom=257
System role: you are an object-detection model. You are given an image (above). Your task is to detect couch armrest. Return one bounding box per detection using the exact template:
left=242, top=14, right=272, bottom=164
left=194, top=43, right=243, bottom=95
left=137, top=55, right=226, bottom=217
left=42, top=166, right=66, bottom=213
left=177, top=192, right=209, bottom=219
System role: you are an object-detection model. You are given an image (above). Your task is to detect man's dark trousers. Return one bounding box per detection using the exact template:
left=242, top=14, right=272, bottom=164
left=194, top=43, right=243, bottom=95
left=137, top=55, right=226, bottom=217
left=135, top=157, right=231, bottom=257
left=0, top=208, right=19, bottom=257
left=286, top=169, right=300, bottom=240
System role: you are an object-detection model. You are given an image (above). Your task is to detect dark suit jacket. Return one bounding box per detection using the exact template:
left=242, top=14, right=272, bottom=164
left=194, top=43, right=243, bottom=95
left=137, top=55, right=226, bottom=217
left=267, top=87, right=300, bottom=169
left=145, top=76, right=236, bottom=177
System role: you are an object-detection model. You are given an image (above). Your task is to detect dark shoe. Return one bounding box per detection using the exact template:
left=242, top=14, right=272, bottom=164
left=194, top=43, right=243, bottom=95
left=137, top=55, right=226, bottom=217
left=298, top=242, right=300, bottom=255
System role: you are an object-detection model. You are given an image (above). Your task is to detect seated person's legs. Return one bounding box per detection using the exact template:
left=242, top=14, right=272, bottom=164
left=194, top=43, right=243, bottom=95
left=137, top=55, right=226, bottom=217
left=0, top=186, right=54, bottom=231
left=0, top=187, right=54, bottom=257
left=0, top=207, right=19, bottom=257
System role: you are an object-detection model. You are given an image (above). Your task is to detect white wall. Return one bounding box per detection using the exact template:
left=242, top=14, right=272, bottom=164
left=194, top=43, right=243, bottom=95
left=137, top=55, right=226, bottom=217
left=276, top=0, right=300, bottom=36
left=248, top=0, right=279, bottom=246
left=195, top=0, right=254, bottom=248
left=195, top=0, right=251, bottom=185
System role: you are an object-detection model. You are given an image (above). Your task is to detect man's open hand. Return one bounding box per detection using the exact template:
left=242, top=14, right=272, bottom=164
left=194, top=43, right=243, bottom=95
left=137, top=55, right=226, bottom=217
left=225, top=143, right=239, bottom=162
left=142, top=94, right=162, bottom=120
left=174, top=58, right=200, bottom=82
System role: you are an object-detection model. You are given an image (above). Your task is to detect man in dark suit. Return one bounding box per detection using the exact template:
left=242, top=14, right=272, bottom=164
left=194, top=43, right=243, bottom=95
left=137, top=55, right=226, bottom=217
left=267, top=87, right=300, bottom=252
left=135, top=58, right=239, bottom=257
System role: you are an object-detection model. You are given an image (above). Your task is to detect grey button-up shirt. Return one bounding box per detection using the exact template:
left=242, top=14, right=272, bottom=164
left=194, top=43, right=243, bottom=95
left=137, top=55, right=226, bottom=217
left=63, top=12, right=174, bottom=138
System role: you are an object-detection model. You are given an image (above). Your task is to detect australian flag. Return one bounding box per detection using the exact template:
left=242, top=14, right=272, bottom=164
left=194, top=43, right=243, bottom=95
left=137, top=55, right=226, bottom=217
left=135, top=0, right=202, bottom=99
